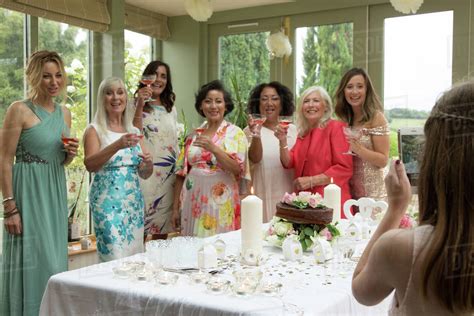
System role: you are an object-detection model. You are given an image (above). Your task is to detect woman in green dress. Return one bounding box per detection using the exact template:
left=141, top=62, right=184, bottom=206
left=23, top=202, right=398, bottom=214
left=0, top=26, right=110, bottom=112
left=0, top=50, right=79, bottom=315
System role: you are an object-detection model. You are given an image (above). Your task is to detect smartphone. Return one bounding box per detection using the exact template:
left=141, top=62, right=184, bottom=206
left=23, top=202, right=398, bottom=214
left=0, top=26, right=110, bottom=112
left=398, top=127, right=425, bottom=187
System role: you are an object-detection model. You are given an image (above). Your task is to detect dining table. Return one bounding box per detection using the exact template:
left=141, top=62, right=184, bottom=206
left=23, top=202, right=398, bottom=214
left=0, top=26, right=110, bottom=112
left=40, top=227, right=391, bottom=315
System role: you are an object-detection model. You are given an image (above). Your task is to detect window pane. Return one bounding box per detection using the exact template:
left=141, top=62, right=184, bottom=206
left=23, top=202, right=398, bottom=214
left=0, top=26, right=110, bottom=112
left=39, top=18, right=90, bottom=236
left=383, top=11, right=453, bottom=158
left=219, top=32, right=270, bottom=128
left=0, top=8, right=25, bottom=124
left=295, top=23, right=353, bottom=97
left=125, top=30, right=152, bottom=96
left=0, top=8, right=24, bottom=248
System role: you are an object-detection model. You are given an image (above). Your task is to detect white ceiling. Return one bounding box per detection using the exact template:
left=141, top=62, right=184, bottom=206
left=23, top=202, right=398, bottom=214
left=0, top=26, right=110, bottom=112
left=126, top=0, right=294, bottom=17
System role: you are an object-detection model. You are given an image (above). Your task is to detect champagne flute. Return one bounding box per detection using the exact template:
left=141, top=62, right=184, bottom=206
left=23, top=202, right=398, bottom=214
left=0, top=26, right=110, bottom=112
left=140, top=74, right=156, bottom=102
left=342, top=127, right=361, bottom=155
left=248, top=113, right=266, bottom=137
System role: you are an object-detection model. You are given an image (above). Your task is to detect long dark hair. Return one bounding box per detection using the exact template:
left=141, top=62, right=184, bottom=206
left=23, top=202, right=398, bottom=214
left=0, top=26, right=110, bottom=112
left=134, top=60, right=175, bottom=113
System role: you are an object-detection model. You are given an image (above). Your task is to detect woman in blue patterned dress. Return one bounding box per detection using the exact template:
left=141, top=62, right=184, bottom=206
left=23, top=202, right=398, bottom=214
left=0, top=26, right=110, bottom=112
left=84, top=77, right=153, bottom=262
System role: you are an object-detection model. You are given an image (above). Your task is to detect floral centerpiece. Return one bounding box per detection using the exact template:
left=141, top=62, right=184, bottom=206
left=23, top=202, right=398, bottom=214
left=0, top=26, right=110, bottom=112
left=265, top=192, right=340, bottom=251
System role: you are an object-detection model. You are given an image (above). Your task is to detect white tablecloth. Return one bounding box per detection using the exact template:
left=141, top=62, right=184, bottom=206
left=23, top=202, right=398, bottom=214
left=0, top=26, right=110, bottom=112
left=40, top=229, right=391, bottom=315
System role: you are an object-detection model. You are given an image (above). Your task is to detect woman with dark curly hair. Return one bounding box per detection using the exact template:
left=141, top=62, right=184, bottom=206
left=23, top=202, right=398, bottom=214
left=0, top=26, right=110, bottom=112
left=133, top=60, right=179, bottom=240
left=172, top=80, right=248, bottom=237
left=245, top=81, right=296, bottom=222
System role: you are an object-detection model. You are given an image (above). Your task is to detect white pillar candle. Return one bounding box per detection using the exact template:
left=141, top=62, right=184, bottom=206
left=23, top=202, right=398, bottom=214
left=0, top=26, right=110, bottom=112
left=324, top=178, right=341, bottom=223
left=241, top=195, right=263, bottom=259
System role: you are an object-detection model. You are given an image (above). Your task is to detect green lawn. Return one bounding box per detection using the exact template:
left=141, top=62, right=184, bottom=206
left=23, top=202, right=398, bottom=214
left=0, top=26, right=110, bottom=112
left=388, top=118, right=426, bottom=158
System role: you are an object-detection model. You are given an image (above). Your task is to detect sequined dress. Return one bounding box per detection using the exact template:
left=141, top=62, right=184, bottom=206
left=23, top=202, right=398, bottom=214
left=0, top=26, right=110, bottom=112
left=1, top=100, right=68, bottom=316
left=350, top=124, right=390, bottom=200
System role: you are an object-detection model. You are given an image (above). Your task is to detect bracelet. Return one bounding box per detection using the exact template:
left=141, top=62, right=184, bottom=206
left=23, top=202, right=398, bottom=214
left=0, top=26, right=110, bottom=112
left=4, top=206, right=17, bottom=214
left=2, top=197, right=14, bottom=204
left=3, top=207, right=19, bottom=219
left=280, top=145, right=288, bottom=149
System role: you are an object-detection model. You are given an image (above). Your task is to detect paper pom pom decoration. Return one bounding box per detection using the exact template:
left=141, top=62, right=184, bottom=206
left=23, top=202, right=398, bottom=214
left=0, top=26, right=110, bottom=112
left=184, top=0, right=213, bottom=22
left=266, top=30, right=292, bottom=59
left=390, top=0, right=424, bottom=14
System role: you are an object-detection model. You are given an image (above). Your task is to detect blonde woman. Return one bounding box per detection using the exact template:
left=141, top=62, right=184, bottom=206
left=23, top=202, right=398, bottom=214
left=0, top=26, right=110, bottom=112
left=1, top=50, right=78, bottom=315
left=352, top=81, right=474, bottom=315
left=276, top=86, right=352, bottom=218
left=84, top=77, right=152, bottom=262
left=335, top=68, right=390, bottom=201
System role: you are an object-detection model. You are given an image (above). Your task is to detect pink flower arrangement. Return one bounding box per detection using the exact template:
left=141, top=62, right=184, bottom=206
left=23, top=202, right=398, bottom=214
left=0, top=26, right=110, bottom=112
left=318, top=227, right=333, bottom=241
left=281, top=191, right=324, bottom=209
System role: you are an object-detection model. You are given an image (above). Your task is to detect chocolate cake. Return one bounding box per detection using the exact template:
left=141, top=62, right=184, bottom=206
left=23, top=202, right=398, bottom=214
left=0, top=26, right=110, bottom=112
left=275, top=202, right=333, bottom=225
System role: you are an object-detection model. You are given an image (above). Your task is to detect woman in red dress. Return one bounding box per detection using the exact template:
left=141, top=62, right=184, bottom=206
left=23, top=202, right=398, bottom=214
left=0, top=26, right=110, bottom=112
left=276, top=86, right=353, bottom=217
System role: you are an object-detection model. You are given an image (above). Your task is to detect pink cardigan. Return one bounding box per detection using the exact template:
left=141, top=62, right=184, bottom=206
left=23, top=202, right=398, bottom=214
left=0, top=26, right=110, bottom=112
left=287, top=120, right=353, bottom=217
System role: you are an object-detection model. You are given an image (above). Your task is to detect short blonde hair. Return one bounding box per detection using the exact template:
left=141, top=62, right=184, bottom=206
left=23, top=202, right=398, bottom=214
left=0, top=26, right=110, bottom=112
left=93, top=77, right=134, bottom=136
left=296, top=86, right=333, bottom=137
left=25, top=50, right=68, bottom=104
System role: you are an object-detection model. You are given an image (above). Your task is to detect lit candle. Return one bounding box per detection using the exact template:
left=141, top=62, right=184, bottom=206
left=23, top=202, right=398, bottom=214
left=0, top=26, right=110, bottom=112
left=241, top=192, right=263, bottom=262
left=324, top=178, right=341, bottom=223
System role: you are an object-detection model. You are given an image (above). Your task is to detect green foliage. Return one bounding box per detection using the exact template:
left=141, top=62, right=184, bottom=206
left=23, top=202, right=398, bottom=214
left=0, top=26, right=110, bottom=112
left=219, top=32, right=270, bottom=128
left=225, top=73, right=248, bottom=129
left=386, top=108, right=430, bottom=120
left=299, top=23, right=353, bottom=97
left=0, top=9, right=24, bottom=122
left=124, top=46, right=149, bottom=97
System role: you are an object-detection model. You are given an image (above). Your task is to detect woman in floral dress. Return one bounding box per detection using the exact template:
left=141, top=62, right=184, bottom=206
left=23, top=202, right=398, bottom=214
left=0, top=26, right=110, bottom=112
left=133, top=60, right=178, bottom=239
left=84, top=77, right=153, bottom=262
left=171, top=80, right=248, bottom=237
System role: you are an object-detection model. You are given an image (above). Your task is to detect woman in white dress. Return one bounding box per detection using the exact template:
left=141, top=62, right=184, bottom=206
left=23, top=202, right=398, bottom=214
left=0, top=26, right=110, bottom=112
left=84, top=77, right=153, bottom=262
left=244, top=82, right=296, bottom=222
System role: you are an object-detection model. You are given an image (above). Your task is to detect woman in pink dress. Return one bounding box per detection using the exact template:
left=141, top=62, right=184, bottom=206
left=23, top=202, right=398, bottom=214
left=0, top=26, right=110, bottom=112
left=171, top=80, right=248, bottom=237
left=276, top=86, right=352, bottom=218
left=334, top=68, right=390, bottom=201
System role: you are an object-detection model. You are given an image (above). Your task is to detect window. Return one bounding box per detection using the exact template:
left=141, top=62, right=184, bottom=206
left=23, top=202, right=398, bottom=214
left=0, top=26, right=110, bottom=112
left=218, top=31, right=270, bottom=127
left=295, top=23, right=353, bottom=97
left=125, top=30, right=152, bottom=96
left=0, top=8, right=24, bottom=246
left=383, top=11, right=453, bottom=157
left=0, top=8, right=25, bottom=125
left=39, top=18, right=91, bottom=236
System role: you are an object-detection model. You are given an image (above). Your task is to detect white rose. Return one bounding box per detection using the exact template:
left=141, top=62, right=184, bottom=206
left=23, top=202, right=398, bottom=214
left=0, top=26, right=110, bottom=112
left=265, top=235, right=282, bottom=247
left=274, top=222, right=293, bottom=236
left=298, top=191, right=312, bottom=204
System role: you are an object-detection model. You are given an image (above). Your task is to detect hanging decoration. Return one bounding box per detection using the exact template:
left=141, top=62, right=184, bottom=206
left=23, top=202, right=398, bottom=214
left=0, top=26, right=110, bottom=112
left=266, top=17, right=292, bottom=60
left=390, top=0, right=424, bottom=14
left=184, top=0, right=213, bottom=22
